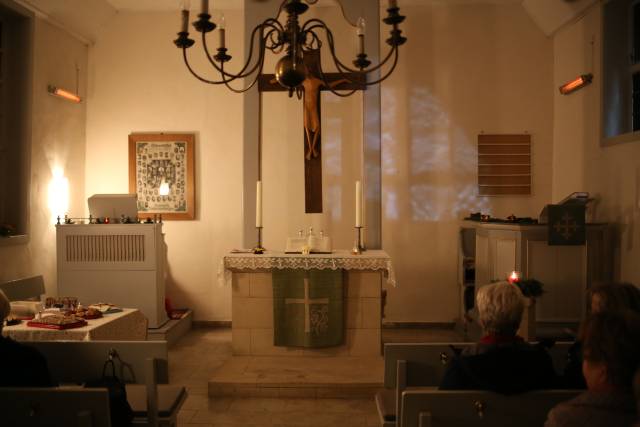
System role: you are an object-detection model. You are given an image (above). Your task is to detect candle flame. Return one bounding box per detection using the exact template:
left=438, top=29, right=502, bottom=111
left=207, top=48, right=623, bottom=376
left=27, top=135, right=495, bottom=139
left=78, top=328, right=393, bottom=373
left=508, top=271, right=520, bottom=284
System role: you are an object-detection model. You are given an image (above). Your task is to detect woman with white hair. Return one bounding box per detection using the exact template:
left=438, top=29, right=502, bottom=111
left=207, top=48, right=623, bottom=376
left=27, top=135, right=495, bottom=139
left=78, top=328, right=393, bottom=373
left=0, top=290, right=53, bottom=387
left=440, top=281, right=557, bottom=393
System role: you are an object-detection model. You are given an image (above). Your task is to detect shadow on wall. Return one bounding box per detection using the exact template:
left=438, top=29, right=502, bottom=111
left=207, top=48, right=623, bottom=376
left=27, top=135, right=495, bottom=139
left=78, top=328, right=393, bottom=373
left=381, top=85, right=491, bottom=223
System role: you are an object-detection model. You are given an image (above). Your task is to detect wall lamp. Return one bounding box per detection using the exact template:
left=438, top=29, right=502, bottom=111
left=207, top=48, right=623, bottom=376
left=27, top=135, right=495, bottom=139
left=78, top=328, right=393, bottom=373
left=47, top=85, right=82, bottom=103
left=559, top=73, right=593, bottom=95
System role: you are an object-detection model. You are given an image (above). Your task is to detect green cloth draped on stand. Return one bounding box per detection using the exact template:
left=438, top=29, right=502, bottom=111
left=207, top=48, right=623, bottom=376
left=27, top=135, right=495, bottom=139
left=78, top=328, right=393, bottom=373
left=273, top=269, right=344, bottom=348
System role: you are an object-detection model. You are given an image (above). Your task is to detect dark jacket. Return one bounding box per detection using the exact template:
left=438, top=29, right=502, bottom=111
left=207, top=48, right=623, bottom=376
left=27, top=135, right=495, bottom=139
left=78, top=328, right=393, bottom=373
left=0, top=335, right=54, bottom=387
left=562, top=340, right=587, bottom=389
left=545, top=390, right=636, bottom=427
left=439, top=335, right=558, bottom=394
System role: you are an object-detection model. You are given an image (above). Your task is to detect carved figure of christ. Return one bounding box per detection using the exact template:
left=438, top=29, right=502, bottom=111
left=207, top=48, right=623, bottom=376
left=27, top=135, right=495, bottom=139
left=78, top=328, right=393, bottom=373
left=285, top=276, right=329, bottom=334
left=258, top=49, right=365, bottom=213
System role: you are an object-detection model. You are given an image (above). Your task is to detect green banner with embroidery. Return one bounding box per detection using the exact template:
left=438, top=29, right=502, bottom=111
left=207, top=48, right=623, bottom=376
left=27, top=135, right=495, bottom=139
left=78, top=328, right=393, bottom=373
left=273, top=269, right=344, bottom=348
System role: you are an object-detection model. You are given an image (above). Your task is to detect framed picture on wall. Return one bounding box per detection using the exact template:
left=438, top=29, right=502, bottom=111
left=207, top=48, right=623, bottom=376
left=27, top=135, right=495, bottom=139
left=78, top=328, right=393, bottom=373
left=128, top=133, right=195, bottom=220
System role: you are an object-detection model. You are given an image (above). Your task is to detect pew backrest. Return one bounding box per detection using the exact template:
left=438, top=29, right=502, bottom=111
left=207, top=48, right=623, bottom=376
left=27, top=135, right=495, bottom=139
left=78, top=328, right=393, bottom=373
left=384, top=341, right=573, bottom=388
left=0, top=387, right=111, bottom=427
left=27, top=340, right=169, bottom=385
left=0, top=275, right=45, bottom=301
left=400, top=388, right=580, bottom=427
left=382, top=341, right=574, bottom=425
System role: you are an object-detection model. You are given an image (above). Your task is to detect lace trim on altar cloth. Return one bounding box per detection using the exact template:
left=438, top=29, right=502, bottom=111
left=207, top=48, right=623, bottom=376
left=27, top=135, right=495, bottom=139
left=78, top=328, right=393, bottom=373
left=217, top=252, right=396, bottom=288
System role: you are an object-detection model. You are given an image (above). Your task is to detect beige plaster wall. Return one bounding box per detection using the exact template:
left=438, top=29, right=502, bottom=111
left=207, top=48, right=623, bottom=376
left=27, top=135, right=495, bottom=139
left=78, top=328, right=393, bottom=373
left=552, top=5, right=640, bottom=285
left=84, top=3, right=556, bottom=323
left=0, top=18, right=87, bottom=295
left=381, top=3, right=554, bottom=322
left=85, top=11, right=244, bottom=321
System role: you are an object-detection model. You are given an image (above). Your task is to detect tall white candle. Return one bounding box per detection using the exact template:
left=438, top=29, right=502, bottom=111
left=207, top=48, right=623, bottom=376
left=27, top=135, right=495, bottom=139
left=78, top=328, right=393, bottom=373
left=256, top=181, right=262, bottom=228
left=355, top=181, right=362, bottom=227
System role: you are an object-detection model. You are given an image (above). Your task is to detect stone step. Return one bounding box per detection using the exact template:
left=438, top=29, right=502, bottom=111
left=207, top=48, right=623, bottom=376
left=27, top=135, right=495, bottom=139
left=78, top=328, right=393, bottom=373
left=208, top=355, right=383, bottom=398
left=147, top=309, right=193, bottom=347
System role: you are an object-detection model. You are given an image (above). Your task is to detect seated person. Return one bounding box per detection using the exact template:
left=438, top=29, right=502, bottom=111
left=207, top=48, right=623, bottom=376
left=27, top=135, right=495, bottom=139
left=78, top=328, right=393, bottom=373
left=564, top=282, right=640, bottom=389
left=0, top=290, right=54, bottom=387
left=440, top=281, right=556, bottom=394
left=546, top=311, right=640, bottom=427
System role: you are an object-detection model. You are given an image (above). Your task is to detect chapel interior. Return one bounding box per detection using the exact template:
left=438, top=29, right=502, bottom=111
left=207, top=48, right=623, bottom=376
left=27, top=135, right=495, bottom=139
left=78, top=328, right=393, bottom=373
left=1, top=0, right=640, bottom=426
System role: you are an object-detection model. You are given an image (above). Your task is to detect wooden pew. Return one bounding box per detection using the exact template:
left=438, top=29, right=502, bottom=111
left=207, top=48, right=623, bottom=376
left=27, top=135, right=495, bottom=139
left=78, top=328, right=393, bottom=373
left=0, top=275, right=45, bottom=301
left=0, top=387, right=111, bottom=427
left=400, top=388, right=579, bottom=427
left=25, top=340, right=186, bottom=427
left=376, top=342, right=573, bottom=427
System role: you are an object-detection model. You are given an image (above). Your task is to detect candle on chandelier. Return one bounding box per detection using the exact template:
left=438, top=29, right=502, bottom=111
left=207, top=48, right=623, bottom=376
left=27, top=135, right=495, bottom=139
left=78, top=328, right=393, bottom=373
left=201, top=0, right=209, bottom=15
left=180, top=0, right=191, bottom=33
left=389, top=0, right=398, bottom=8
left=219, top=13, right=226, bottom=48
left=356, top=17, right=365, bottom=55
left=256, top=181, right=263, bottom=228
left=355, top=181, right=362, bottom=227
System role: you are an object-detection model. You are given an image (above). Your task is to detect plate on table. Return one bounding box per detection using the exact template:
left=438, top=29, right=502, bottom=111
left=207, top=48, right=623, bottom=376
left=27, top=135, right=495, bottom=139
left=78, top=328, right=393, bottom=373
left=66, top=308, right=103, bottom=320
left=27, top=317, right=88, bottom=330
left=88, top=303, right=122, bottom=314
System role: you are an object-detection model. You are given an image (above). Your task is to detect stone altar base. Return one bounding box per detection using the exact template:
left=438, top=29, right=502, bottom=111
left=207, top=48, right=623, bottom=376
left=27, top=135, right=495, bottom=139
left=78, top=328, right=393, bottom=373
left=208, top=355, right=383, bottom=398
left=216, top=251, right=392, bottom=398
left=231, top=270, right=383, bottom=356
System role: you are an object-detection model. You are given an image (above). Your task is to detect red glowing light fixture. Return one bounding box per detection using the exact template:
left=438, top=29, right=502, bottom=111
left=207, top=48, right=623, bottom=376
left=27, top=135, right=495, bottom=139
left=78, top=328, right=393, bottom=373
left=47, top=85, right=81, bottom=103
left=559, top=73, right=593, bottom=95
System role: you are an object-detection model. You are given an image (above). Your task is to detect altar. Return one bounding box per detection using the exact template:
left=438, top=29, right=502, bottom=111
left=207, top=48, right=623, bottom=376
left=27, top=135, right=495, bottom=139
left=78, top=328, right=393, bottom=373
left=224, top=250, right=394, bottom=357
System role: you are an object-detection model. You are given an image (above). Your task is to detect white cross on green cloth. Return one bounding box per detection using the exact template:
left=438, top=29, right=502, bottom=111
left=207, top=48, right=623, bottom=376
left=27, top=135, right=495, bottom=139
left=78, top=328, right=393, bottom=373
left=273, top=269, right=344, bottom=348
left=285, top=277, right=329, bottom=334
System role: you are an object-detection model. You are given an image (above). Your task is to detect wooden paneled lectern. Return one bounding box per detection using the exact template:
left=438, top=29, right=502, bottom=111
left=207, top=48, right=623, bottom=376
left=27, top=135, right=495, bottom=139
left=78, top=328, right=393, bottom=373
left=459, top=221, right=611, bottom=327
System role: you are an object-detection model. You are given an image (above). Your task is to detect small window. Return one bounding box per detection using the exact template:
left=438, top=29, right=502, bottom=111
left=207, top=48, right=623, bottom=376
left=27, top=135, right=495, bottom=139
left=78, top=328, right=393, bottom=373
left=603, top=0, right=640, bottom=143
left=0, top=4, right=32, bottom=240
left=634, top=71, right=640, bottom=131
left=633, top=1, right=640, bottom=64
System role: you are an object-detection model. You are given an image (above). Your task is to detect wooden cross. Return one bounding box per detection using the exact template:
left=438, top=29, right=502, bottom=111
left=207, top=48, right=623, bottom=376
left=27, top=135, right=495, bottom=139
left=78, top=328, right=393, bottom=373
left=259, top=49, right=365, bottom=213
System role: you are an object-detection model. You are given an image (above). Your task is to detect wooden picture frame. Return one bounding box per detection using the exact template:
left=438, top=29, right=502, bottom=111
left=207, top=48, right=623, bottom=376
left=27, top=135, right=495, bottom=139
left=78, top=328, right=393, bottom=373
left=128, top=133, right=195, bottom=220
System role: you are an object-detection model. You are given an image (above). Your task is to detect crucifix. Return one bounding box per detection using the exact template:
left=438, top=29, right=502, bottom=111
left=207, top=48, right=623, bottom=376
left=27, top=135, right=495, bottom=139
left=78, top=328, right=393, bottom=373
left=259, top=49, right=365, bottom=213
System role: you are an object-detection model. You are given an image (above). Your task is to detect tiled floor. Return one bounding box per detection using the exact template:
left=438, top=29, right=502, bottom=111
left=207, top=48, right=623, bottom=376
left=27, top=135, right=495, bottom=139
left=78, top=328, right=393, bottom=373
left=170, top=327, right=463, bottom=426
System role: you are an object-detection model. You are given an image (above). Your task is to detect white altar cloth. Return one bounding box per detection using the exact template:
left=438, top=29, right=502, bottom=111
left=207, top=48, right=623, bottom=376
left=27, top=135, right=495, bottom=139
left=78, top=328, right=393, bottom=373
left=219, top=250, right=396, bottom=287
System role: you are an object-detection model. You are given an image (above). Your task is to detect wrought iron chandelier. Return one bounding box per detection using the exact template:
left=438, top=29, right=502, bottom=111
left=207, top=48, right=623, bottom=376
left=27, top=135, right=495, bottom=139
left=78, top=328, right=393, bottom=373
left=173, top=0, right=406, bottom=96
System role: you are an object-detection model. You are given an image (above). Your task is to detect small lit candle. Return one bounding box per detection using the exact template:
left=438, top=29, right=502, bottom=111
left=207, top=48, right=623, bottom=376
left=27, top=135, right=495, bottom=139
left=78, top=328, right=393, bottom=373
left=355, top=181, right=362, bottom=227
left=508, top=271, right=520, bottom=284
left=201, top=0, right=209, bottom=15
left=256, top=181, right=262, bottom=228
left=356, top=17, right=365, bottom=55
left=219, top=13, right=226, bottom=48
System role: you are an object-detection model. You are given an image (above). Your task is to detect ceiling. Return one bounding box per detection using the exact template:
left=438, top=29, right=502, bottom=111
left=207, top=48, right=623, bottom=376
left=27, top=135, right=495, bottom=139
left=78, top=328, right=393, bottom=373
left=17, top=0, right=598, bottom=44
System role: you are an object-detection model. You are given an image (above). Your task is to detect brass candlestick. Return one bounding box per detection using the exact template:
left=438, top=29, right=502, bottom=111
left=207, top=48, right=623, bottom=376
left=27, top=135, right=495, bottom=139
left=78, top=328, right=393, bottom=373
left=352, top=226, right=366, bottom=255
left=253, top=227, right=265, bottom=254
